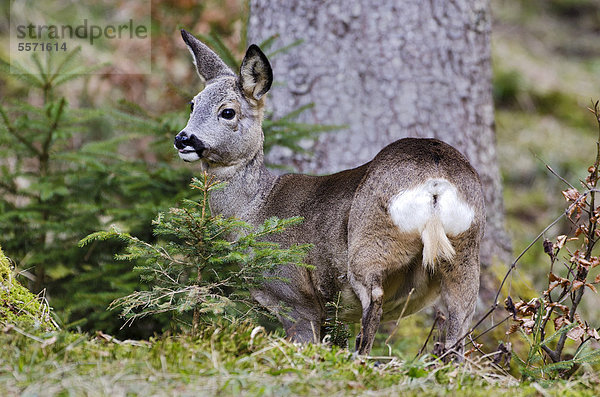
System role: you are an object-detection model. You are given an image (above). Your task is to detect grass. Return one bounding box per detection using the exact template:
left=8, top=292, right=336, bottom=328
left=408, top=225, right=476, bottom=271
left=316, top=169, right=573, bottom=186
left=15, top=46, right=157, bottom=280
left=5, top=320, right=599, bottom=397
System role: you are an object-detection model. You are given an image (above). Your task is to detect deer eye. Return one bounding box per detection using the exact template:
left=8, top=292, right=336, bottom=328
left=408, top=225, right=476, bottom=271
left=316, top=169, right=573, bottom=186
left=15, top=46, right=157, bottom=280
left=220, top=108, right=236, bottom=120
left=189, top=101, right=194, bottom=113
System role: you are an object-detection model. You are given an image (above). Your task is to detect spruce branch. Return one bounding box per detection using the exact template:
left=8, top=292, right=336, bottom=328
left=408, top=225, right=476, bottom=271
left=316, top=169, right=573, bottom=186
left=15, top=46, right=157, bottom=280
left=84, top=173, right=311, bottom=334
left=0, top=104, right=41, bottom=156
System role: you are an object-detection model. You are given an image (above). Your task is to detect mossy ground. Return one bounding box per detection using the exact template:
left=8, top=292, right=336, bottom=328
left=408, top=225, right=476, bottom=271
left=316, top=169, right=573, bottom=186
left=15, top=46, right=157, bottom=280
left=0, top=246, right=56, bottom=332
left=1, top=321, right=598, bottom=396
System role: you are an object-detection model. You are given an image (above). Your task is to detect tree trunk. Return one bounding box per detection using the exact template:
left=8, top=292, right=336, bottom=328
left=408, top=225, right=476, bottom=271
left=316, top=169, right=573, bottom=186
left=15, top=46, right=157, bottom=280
left=248, top=0, right=511, bottom=298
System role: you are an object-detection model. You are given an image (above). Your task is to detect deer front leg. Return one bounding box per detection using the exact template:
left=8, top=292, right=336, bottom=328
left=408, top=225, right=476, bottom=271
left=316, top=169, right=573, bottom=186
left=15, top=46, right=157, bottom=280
left=350, top=272, right=384, bottom=355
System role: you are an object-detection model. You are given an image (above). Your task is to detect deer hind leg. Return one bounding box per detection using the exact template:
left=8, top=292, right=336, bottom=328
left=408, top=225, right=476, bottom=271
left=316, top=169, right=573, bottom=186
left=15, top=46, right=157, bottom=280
left=350, top=271, right=384, bottom=355
left=437, top=237, right=480, bottom=360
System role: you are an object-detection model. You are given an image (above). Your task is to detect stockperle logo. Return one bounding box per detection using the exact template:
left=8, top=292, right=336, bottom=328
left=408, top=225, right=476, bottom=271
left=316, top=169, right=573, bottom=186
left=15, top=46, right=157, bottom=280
left=9, top=1, right=151, bottom=75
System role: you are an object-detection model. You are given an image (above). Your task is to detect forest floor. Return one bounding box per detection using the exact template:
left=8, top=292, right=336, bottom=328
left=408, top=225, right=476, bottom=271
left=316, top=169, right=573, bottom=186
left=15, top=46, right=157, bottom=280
left=2, top=322, right=600, bottom=396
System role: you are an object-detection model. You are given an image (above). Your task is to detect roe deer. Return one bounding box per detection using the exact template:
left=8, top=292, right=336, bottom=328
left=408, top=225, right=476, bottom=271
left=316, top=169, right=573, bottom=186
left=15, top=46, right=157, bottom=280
left=174, top=29, right=485, bottom=357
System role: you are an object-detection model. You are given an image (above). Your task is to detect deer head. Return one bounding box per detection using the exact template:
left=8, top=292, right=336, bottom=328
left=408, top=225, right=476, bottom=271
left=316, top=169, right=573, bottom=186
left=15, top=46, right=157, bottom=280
left=174, top=30, right=273, bottom=172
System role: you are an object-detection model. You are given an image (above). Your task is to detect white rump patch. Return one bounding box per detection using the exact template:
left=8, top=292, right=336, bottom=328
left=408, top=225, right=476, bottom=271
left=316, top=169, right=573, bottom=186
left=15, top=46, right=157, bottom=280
left=388, top=179, right=474, bottom=236
left=388, top=179, right=475, bottom=269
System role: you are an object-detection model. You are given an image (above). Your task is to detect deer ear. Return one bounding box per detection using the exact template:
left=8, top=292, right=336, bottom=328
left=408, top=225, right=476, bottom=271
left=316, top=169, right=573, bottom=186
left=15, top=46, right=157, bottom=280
left=181, top=29, right=234, bottom=82
left=239, top=45, right=273, bottom=100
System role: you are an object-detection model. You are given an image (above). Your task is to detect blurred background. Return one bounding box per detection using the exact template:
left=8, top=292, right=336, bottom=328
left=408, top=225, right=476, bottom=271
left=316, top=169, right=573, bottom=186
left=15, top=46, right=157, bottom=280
left=0, top=0, right=599, bottom=355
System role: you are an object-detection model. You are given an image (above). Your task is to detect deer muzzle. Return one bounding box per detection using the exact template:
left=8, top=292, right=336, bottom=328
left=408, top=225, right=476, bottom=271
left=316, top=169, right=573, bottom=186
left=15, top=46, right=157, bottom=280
left=174, top=132, right=206, bottom=162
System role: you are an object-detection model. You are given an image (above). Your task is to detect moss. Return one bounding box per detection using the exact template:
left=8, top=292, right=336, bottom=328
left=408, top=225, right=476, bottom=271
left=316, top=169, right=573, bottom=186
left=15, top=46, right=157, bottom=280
left=0, top=245, right=56, bottom=331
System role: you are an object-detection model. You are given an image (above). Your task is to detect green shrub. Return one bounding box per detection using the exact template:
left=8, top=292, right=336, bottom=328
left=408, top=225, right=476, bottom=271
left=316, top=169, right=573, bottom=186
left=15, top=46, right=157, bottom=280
left=81, top=173, right=312, bottom=334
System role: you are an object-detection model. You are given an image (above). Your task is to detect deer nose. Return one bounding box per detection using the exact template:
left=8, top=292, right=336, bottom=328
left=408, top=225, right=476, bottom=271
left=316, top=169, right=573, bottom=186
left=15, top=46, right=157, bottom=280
left=174, top=132, right=190, bottom=149
left=174, top=132, right=206, bottom=154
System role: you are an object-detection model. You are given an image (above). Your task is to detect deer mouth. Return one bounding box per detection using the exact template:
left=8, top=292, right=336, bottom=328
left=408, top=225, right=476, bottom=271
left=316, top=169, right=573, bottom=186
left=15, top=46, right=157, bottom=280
left=177, top=148, right=204, bottom=162
left=176, top=144, right=205, bottom=162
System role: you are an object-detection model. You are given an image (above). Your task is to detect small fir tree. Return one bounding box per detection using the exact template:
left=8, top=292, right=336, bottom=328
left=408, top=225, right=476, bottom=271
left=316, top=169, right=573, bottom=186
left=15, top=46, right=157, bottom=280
left=80, top=173, right=312, bottom=333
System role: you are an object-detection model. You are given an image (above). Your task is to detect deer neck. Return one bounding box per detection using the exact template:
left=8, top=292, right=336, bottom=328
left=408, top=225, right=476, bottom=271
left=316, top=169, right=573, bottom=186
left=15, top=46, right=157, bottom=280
left=206, top=150, right=276, bottom=222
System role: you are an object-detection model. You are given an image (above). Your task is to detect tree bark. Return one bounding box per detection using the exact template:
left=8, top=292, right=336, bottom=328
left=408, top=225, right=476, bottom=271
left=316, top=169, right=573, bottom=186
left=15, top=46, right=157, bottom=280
left=248, top=0, right=511, bottom=296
